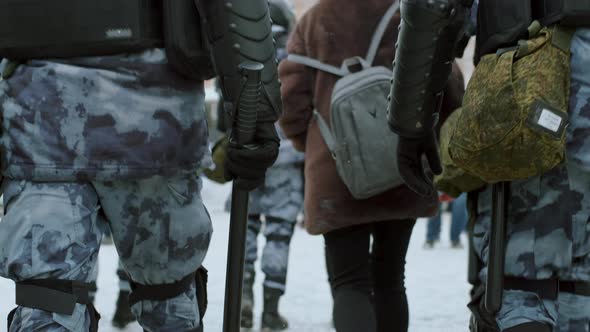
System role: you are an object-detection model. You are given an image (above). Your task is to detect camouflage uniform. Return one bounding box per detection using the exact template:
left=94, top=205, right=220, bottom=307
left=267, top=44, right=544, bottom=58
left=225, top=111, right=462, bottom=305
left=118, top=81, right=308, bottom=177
left=227, top=127, right=304, bottom=293
left=0, top=49, right=212, bottom=331
left=472, top=29, right=590, bottom=331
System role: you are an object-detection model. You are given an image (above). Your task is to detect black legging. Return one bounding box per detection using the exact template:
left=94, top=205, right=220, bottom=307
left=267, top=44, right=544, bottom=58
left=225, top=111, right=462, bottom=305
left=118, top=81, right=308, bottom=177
left=324, top=219, right=416, bottom=332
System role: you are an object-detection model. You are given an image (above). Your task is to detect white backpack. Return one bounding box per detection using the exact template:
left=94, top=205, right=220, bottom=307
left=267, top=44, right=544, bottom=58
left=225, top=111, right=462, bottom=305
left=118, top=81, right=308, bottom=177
left=288, top=2, right=402, bottom=199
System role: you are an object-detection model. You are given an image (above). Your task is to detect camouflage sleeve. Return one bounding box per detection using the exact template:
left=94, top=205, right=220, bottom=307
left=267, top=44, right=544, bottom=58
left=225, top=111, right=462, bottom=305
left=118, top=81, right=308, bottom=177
left=197, top=0, right=281, bottom=124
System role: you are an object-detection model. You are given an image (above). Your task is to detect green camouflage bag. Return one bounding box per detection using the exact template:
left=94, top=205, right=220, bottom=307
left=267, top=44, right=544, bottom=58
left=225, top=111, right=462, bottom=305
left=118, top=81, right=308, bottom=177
left=448, top=24, right=572, bottom=183
left=203, top=135, right=230, bottom=184
left=435, top=108, right=486, bottom=198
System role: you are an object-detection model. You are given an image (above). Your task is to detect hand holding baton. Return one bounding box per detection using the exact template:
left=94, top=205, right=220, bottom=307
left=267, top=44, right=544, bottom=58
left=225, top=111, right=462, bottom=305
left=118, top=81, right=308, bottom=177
left=223, top=61, right=264, bottom=332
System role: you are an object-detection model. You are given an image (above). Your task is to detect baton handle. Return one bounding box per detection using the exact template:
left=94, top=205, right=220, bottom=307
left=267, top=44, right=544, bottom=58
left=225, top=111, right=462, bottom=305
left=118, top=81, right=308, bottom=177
left=235, top=62, right=263, bottom=146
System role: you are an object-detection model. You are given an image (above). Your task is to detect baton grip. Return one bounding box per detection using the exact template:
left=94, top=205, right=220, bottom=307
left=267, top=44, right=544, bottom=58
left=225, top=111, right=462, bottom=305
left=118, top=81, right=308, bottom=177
left=235, top=61, right=264, bottom=146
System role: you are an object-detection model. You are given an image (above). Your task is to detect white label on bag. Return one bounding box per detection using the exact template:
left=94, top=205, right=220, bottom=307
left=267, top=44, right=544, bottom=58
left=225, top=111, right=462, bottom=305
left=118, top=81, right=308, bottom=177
left=538, top=109, right=562, bottom=133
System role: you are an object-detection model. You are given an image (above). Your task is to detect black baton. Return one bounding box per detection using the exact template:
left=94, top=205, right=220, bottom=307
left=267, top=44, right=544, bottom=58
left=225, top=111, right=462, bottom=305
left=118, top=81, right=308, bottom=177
left=223, top=61, right=264, bottom=332
left=485, top=181, right=510, bottom=314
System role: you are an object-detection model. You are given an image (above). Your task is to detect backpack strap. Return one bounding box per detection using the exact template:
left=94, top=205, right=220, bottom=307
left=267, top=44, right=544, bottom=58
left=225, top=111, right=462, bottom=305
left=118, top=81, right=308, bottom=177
left=288, top=1, right=399, bottom=75
left=365, top=1, right=400, bottom=66
left=312, top=110, right=341, bottom=158
left=287, top=54, right=347, bottom=77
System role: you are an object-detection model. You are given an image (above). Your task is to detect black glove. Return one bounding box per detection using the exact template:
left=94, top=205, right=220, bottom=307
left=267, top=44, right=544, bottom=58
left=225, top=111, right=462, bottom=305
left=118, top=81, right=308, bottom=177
left=225, top=122, right=279, bottom=191
left=397, top=132, right=442, bottom=197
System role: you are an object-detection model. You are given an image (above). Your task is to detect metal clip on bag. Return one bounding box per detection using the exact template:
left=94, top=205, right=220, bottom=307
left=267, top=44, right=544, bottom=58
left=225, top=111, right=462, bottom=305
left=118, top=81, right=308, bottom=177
left=448, top=24, right=572, bottom=183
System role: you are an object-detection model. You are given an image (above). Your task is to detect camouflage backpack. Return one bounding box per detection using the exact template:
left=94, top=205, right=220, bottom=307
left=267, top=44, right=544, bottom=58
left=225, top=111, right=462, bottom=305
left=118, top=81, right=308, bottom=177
left=287, top=2, right=402, bottom=199
left=446, top=23, right=573, bottom=184
left=435, top=107, right=486, bottom=198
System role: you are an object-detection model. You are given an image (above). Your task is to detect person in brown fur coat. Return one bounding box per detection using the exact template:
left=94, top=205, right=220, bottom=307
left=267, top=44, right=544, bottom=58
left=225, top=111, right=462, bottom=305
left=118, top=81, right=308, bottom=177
left=279, top=0, right=465, bottom=331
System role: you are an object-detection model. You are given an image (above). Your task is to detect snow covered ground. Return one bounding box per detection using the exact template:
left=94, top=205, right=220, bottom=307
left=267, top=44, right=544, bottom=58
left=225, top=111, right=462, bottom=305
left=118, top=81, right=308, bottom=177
left=0, top=179, right=471, bottom=332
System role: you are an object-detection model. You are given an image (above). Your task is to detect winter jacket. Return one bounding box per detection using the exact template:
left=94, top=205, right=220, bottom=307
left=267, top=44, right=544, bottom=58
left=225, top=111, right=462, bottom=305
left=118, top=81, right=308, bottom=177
left=278, top=0, right=465, bottom=235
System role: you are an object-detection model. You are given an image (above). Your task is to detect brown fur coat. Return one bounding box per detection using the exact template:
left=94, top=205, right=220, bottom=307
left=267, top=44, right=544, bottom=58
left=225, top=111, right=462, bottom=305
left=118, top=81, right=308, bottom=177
left=279, top=0, right=465, bottom=235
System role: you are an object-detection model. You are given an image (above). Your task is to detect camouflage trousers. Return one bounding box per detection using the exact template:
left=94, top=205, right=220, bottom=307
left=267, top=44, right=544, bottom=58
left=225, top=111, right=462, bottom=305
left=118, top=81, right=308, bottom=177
left=0, top=173, right=212, bottom=332
left=245, top=216, right=296, bottom=293
left=242, top=164, right=303, bottom=293
left=472, top=29, right=590, bottom=331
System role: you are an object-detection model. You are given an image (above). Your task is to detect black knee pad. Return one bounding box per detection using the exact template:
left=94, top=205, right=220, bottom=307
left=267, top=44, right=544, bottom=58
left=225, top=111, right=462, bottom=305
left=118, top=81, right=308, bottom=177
left=504, top=322, right=552, bottom=332
left=129, top=266, right=208, bottom=323
left=9, top=279, right=100, bottom=332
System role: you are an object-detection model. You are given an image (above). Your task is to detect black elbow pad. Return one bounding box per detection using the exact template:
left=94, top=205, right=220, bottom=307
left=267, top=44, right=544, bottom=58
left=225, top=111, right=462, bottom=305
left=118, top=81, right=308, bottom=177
left=197, top=0, right=282, bottom=123
left=388, top=0, right=471, bottom=138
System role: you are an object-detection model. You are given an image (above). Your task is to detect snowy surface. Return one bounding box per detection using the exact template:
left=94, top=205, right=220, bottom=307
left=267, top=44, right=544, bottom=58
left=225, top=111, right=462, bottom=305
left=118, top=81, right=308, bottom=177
left=0, top=179, right=471, bottom=332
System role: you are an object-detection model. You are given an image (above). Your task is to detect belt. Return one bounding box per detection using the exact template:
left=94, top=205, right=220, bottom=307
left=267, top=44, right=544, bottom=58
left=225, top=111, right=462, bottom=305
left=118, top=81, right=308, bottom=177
left=504, top=277, right=590, bottom=300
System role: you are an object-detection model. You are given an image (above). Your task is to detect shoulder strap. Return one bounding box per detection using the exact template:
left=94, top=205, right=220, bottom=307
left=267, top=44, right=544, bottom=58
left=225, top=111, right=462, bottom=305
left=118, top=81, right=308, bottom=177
left=287, top=1, right=399, bottom=75
left=312, top=110, right=340, bottom=157
left=366, top=1, right=400, bottom=66
left=287, top=54, right=347, bottom=77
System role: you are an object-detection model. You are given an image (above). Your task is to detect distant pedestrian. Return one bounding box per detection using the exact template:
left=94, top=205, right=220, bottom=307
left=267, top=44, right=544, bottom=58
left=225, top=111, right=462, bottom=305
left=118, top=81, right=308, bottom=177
left=425, top=193, right=468, bottom=249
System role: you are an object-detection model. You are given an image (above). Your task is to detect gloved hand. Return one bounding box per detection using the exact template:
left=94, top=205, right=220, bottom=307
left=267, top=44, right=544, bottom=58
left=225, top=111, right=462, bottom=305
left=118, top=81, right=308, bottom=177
left=397, top=132, right=442, bottom=197
left=225, top=122, right=279, bottom=191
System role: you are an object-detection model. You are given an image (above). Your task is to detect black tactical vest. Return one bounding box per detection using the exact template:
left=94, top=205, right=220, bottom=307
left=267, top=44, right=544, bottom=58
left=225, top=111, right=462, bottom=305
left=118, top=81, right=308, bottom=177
left=475, top=0, right=590, bottom=62
left=0, top=0, right=214, bottom=80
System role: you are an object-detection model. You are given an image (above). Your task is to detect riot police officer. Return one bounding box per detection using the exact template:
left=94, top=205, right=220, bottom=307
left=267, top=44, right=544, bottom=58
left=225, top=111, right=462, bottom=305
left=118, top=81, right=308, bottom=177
left=0, top=0, right=281, bottom=331
left=388, top=0, right=590, bottom=331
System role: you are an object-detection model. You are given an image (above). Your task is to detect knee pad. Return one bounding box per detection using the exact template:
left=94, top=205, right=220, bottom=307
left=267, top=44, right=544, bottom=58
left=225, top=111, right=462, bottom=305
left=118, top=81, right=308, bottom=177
left=504, top=322, right=552, bottom=332
left=129, top=266, right=208, bottom=323
left=9, top=279, right=100, bottom=332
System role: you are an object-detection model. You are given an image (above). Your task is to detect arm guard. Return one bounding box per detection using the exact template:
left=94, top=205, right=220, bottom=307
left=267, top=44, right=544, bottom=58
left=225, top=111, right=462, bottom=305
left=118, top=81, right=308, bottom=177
left=387, top=0, right=472, bottom=138
left=197, top=0, right=281, bottom=123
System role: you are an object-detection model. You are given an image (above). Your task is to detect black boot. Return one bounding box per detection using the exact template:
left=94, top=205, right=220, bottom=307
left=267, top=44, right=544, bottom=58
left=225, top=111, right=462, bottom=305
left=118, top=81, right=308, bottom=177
left=112, top=290, right=136, bottom=328
left=241, top=269, right=255, bottom=329
left=504, top=322, right=552, bottom=332
left=261, top=287, right=288, bottom=331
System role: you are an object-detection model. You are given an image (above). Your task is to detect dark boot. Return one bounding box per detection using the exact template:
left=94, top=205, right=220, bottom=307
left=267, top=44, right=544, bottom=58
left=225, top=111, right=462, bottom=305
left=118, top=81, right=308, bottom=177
left=261, top=287, right=288, bottom=331
left=241, top=269, right=255, bottom=329
left=112, top=290, right=136, bottom=328
left=504, top=322, right=552, bottom=332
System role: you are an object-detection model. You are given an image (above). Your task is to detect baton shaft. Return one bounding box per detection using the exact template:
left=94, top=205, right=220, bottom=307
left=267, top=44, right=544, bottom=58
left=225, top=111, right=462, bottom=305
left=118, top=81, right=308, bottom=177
left=485, top=181, right=509, bottom=314
left=223, top=189, right=250, bottom=332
